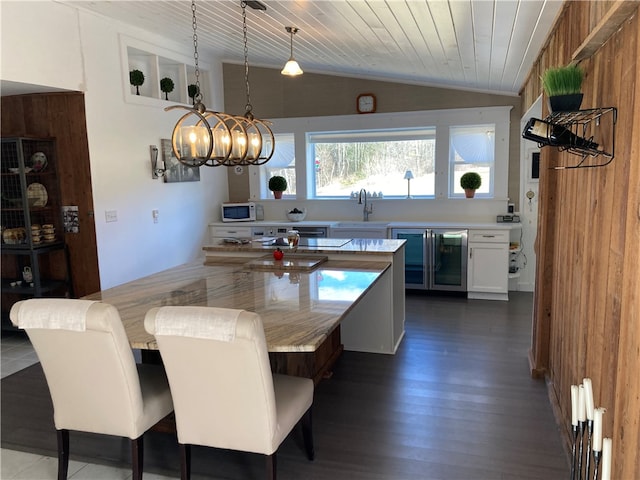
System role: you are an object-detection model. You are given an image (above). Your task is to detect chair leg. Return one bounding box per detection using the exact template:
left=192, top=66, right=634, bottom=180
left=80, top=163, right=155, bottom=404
left=302, top=407, right=315, bottom=461
left=56, top=429, right=69, bottom=480
left=266, top=453, right=277, bottom=480
left=180, top=443, right=191, bottom=480
left=131, top=436, right=143, bottom=480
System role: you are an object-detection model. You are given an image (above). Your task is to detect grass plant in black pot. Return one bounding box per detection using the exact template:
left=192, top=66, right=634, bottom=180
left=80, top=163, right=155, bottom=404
left=542, top=64, right=584, bottom=112
left=268, top=175, right=287, bottom=199
left=460, top=172, right=482, bottom=198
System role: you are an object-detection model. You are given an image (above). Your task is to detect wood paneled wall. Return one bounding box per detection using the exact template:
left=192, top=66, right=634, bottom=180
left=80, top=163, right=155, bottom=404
left=1, top=92, right=101, bottom=297
left=522, top=2, right=640, bottom=478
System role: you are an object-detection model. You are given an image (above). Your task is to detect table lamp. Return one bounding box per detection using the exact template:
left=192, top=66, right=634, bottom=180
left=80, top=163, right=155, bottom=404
left=404, top=170, right=414, bottom=198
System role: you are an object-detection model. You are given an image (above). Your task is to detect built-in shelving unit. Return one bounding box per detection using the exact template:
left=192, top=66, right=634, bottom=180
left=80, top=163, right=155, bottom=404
left=508, top=245, right=522, bottom=279
left=121, top=36, right=210, bottom=107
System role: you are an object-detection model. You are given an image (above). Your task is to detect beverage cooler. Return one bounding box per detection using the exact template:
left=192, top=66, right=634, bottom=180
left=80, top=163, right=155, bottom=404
left=392, top=229, right=468, bottom=291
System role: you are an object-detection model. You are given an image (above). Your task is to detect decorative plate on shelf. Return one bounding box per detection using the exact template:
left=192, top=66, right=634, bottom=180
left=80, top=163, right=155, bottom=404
left=26, top=182, right=48, bottom=207
left=30, top=152, right=47, bottom=172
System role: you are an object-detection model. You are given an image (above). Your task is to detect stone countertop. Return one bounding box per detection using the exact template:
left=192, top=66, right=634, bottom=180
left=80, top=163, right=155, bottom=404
left=83, top=258, right=390, bottom=353
left=210, top=220, right=521, bottom=230
left=203, top=237, right=406, bottom=255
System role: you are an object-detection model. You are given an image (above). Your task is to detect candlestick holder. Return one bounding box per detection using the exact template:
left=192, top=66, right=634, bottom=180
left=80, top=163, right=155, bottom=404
left=585, top=419, right=593, bottom=480
left=578, top=420, right=585, bottom=480
left=570, top=424, right=579, bottom=480
left=592, top=449, right=601, bottom=480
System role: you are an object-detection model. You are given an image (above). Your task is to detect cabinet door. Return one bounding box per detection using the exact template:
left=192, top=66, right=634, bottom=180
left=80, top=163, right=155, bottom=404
left=393, top=231, right=426, bottom=289
left=467, top=243, right=508, bottom=294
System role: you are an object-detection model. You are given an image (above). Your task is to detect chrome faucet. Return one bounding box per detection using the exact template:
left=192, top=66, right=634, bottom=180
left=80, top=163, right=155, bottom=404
left=358, top=188, right=373, bottom=221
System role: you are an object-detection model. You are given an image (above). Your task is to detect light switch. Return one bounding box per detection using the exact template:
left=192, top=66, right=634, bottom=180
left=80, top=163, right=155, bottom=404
left=105, top=210, right=118, bottom=223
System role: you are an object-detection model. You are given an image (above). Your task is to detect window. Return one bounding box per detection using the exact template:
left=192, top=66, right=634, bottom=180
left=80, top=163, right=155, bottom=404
left=307, top=128, right=436, bottom=198
left=252, top=107, right=510, bottom=202
left=449, top=124, right=495, bottom=197
left=263, top=134, right=296, bottom=197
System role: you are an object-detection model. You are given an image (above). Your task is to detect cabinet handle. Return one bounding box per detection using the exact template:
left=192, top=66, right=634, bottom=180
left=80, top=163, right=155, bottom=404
left=482, top=235, right=495, bottom=238
left=469, top=247, right=472, bottom=259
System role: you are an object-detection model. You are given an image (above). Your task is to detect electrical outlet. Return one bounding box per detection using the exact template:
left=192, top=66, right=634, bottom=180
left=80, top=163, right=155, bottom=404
left=152, top=209, right=159, bottom=223
left=105, top=210, right=118, bottom=222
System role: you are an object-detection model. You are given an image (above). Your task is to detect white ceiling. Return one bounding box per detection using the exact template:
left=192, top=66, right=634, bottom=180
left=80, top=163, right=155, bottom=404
left=6, top=1, right=564, bottom=97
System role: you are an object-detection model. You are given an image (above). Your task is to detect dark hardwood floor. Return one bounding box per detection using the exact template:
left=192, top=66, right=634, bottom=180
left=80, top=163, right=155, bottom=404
left=1, top=292, right=569, bottom=479
left=271, top=291, right=568, bottom=480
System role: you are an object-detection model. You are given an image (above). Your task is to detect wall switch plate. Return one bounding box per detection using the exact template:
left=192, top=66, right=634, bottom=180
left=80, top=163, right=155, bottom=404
left=152, top=209, right=159, bottom=223
left=105, top=210, right=118, bottom=222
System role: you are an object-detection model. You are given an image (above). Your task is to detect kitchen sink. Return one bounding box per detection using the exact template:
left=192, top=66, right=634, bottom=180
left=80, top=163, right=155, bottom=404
left=332, top=222, right=389, bottom=239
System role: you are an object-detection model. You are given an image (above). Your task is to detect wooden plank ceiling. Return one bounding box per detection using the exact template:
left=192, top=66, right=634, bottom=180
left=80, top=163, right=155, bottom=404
left=64, top=0, right=563, bottom=96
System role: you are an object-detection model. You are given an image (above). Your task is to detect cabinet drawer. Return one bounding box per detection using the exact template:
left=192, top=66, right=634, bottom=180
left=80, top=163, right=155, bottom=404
left=468, top=230, right=509, bottom=243
left=210, top=226, right=252, bottom=238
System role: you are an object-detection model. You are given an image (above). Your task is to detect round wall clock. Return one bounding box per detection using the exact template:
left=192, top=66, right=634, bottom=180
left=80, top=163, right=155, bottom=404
left=357, top=93, right=377, bottom=114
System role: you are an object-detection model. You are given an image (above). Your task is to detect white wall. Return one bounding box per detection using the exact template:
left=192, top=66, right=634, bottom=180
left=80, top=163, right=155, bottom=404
left=514, top=98, right=542, bottom=292
left=1, top=1, right=229, bottom=289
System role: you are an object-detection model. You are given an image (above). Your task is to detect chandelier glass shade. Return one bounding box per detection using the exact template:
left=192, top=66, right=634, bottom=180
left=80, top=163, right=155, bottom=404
left=165, top=0, right=274, bottom=167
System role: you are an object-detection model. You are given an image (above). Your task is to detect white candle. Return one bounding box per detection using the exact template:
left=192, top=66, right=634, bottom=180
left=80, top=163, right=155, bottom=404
left=583, top=378, right=594, bottom=420
left=570, top=385, right=578, bottom=426
left=188, top=129, right=198, bottom=158
left=593, top=407, right=606, bottom=451
left=601, top=437, right=612, bottom=480
left=578, top=385, right=586, bottom=422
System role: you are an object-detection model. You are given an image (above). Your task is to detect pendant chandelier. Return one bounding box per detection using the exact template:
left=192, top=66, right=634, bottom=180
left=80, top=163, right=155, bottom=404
left=281, top=27, right=303, bottom=76
left=165, top=0, right=274, bottom=167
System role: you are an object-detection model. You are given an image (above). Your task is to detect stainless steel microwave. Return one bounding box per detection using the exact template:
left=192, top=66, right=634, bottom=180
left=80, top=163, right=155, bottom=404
left=221, top=202, right=256, bottom=222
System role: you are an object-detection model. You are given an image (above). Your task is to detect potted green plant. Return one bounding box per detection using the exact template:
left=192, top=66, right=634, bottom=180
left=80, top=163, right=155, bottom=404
left=268, top=175, right=287, bottom=199
left=460, top=172, right=482, bottom=198
left=160, top=77, right=175, bottom=100
left=129, top=69, right=145, bottom=95
left=541, top=64, right=584, bottom=112
left=188, top=84, right=199, bottom=105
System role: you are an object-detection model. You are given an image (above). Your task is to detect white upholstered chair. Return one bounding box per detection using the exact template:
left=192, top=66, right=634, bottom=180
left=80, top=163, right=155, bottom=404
left=144, top=306, right=314, bottom=480
left=10, top=298, right=174, bottom=480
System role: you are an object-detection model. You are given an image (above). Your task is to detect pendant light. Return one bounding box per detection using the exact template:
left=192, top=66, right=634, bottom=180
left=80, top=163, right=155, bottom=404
left=165, top=0, right=273, bottom=167
left=281, top=27, right=303, bottom=76
left=220, top=0, right=274, bottom=166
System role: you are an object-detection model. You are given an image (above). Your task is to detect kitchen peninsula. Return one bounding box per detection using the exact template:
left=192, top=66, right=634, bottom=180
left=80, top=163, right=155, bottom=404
left=83, top=238, right=405, bottom=384
left=203, top=237, right=406, bottom=356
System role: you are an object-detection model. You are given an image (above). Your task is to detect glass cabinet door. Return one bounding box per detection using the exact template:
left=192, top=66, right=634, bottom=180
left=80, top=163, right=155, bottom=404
left=393, top=230, right=426, bottom=289
left=430, top=230, right=467, bottom=291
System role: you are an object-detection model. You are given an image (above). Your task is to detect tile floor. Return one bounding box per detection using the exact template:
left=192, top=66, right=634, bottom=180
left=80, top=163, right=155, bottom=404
left=1, top=331, right=173, bottom=480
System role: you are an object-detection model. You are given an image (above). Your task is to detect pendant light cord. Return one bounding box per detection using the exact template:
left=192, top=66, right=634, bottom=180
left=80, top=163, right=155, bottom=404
left=191, top=0, right=205, bottom=111
left=290, top=29, right=294, bottom=58
left=241, top=1, right=253, bottom=119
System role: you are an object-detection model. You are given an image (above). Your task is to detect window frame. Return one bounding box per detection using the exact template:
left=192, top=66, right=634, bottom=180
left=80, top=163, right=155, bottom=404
left=307, top=127, right=437, bottom=199
left=250, top=107, right=511, bottom=203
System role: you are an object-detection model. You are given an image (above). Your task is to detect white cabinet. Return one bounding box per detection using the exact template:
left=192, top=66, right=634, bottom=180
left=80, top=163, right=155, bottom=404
left=209, top=226, right=252, bottom=244
left=467, top=229, right=509, bottom=301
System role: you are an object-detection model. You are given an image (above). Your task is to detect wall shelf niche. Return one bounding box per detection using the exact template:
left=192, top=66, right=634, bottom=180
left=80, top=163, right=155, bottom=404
left=121, top=36, right=209, bottom=107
